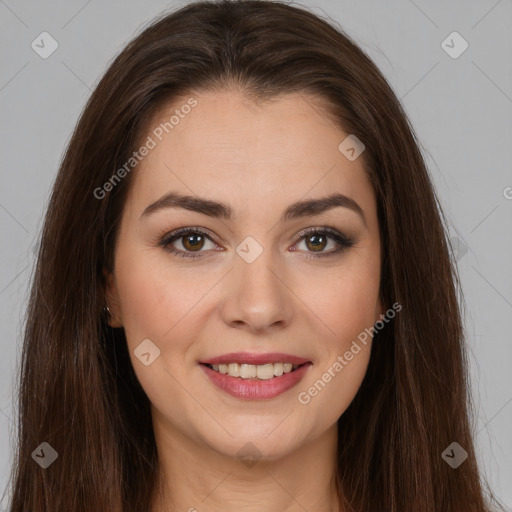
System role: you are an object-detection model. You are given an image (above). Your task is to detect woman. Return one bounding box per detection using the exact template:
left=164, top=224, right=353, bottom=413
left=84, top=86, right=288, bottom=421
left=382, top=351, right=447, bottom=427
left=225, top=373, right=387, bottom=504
left=6, top=1, right=505, bottom=511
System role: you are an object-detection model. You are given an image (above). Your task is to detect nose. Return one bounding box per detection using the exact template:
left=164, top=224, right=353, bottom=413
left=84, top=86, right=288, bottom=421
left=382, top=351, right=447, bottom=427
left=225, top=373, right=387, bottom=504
left=220, top=244, right=295, bottom=334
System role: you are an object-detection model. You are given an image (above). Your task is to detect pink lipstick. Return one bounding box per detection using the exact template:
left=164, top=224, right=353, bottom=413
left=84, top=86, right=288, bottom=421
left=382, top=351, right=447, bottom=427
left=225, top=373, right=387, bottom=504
left=199, top=352, right=312, bottom=400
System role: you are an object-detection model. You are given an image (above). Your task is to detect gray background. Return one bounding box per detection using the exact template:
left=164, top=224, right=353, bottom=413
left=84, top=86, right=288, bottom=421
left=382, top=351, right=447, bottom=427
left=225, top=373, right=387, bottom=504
left=0, top=0, right=511, bottom=508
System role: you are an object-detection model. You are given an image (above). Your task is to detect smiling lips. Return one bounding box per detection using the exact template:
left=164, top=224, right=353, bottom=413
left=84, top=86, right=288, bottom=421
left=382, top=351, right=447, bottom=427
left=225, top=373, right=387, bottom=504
left=200, top=351, right=311, bottom=366
left=199, top=352, right=312, bottom=400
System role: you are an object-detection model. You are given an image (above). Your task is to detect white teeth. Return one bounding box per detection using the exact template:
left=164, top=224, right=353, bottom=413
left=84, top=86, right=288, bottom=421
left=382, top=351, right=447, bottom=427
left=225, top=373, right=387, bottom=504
left=227, top=363, right=240, bottom=377
left=273, top=362, right=284, bottom=376
left=240, top=364, right=257, bottom=379
left=209, top=362, right=301, bottom=379
left=256, top=364, right=274, bottom=380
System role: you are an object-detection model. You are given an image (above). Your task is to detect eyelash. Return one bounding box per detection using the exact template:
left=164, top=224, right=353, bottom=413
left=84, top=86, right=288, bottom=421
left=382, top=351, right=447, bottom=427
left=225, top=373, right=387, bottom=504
left=159, top=226, right=355, bottom=260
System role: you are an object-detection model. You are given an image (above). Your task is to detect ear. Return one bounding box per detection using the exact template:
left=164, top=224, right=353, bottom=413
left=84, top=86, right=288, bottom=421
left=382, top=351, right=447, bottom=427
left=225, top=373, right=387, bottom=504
left=374, top=294, right=385, bottom=325
left=103, top=268, right=123, bottom=328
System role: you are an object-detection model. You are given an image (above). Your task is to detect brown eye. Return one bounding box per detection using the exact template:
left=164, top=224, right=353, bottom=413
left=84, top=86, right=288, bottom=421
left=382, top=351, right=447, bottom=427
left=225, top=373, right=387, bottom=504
left=304, top=233, right=328, bottom=252
left=160, top=228, right=218, bottom=259
left=182, top=232, right=205, bottom=251
left=294, top=227, right=355, bottom=259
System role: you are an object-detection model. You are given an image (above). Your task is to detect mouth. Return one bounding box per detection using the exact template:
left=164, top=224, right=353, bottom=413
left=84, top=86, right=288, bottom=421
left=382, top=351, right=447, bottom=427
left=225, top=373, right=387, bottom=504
left=198, top=354, right=313, bottom=400
left=201, top=361, right=306, bottom=380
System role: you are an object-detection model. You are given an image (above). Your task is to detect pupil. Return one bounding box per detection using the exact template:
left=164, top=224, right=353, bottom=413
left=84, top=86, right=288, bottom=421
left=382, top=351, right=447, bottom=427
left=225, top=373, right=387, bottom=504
left=185, top=233, right=203, bottom=250
left=308, top=234, right=325, bottom=251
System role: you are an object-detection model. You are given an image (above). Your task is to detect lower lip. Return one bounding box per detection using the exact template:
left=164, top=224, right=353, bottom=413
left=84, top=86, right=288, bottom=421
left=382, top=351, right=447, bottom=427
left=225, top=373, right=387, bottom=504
left=199, top=363, right=312, bottom=400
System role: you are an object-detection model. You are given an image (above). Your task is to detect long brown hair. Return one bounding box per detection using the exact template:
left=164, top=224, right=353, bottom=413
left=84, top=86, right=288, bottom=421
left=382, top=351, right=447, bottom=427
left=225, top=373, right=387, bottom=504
left=6, top=1, right=505, bottom=510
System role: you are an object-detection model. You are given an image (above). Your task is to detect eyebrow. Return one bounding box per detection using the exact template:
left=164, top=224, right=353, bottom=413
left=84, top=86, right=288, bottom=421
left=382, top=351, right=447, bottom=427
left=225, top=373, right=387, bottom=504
left=141, top=191, right=367, bottom=226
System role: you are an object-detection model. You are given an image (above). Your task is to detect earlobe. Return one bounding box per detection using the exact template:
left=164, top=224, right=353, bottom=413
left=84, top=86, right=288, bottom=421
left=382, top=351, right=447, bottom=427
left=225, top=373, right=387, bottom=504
left=103, top=268, right=123, bottom=328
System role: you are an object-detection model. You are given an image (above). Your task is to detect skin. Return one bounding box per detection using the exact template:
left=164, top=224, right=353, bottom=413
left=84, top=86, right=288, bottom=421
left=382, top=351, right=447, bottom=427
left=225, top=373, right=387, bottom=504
left=105, top=89, right=383, bottom=512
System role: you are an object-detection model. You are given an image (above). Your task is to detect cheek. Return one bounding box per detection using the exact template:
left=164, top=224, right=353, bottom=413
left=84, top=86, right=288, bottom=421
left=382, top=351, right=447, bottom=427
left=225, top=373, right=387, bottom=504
left=302, top=259, right=380, bottom=346
left=113, top=252, right=208, bottom=411
left=294, top=258, right=378, bottom=421
left=114, top=247, right=206, bottom=348
left=305, top=349, right=371, bottom=430
left=298, top=290, right=374, bottom=429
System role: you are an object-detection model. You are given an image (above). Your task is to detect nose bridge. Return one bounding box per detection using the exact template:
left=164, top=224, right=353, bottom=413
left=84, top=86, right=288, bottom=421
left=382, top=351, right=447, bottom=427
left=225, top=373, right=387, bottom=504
left=223, top=235, right=292, bottom=330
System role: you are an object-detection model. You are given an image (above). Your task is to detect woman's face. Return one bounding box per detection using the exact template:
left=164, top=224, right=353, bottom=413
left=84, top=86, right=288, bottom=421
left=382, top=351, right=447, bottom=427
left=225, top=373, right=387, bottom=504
left=106, top=90, right=383, bottom=460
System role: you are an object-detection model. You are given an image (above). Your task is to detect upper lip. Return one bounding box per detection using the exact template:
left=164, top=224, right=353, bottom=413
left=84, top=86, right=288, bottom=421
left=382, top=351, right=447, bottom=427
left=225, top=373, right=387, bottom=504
left=200, top=352, right=311, bottom=366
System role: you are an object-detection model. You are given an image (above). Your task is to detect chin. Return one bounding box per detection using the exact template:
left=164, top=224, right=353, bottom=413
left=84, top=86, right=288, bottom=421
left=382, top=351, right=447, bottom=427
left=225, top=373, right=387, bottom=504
left=202, top=426, right=304, bottom=463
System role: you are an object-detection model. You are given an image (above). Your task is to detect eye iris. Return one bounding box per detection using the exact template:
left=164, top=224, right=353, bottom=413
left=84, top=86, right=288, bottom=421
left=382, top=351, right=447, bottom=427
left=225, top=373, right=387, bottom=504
left=183, top=233, right=204, bottom=251
left=306, top=233, right=327, bottom=252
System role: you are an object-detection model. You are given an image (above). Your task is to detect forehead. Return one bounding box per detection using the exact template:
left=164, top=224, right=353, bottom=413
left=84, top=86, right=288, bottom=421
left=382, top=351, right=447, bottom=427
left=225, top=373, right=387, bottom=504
left=126, top=90, right=376, bottom=224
